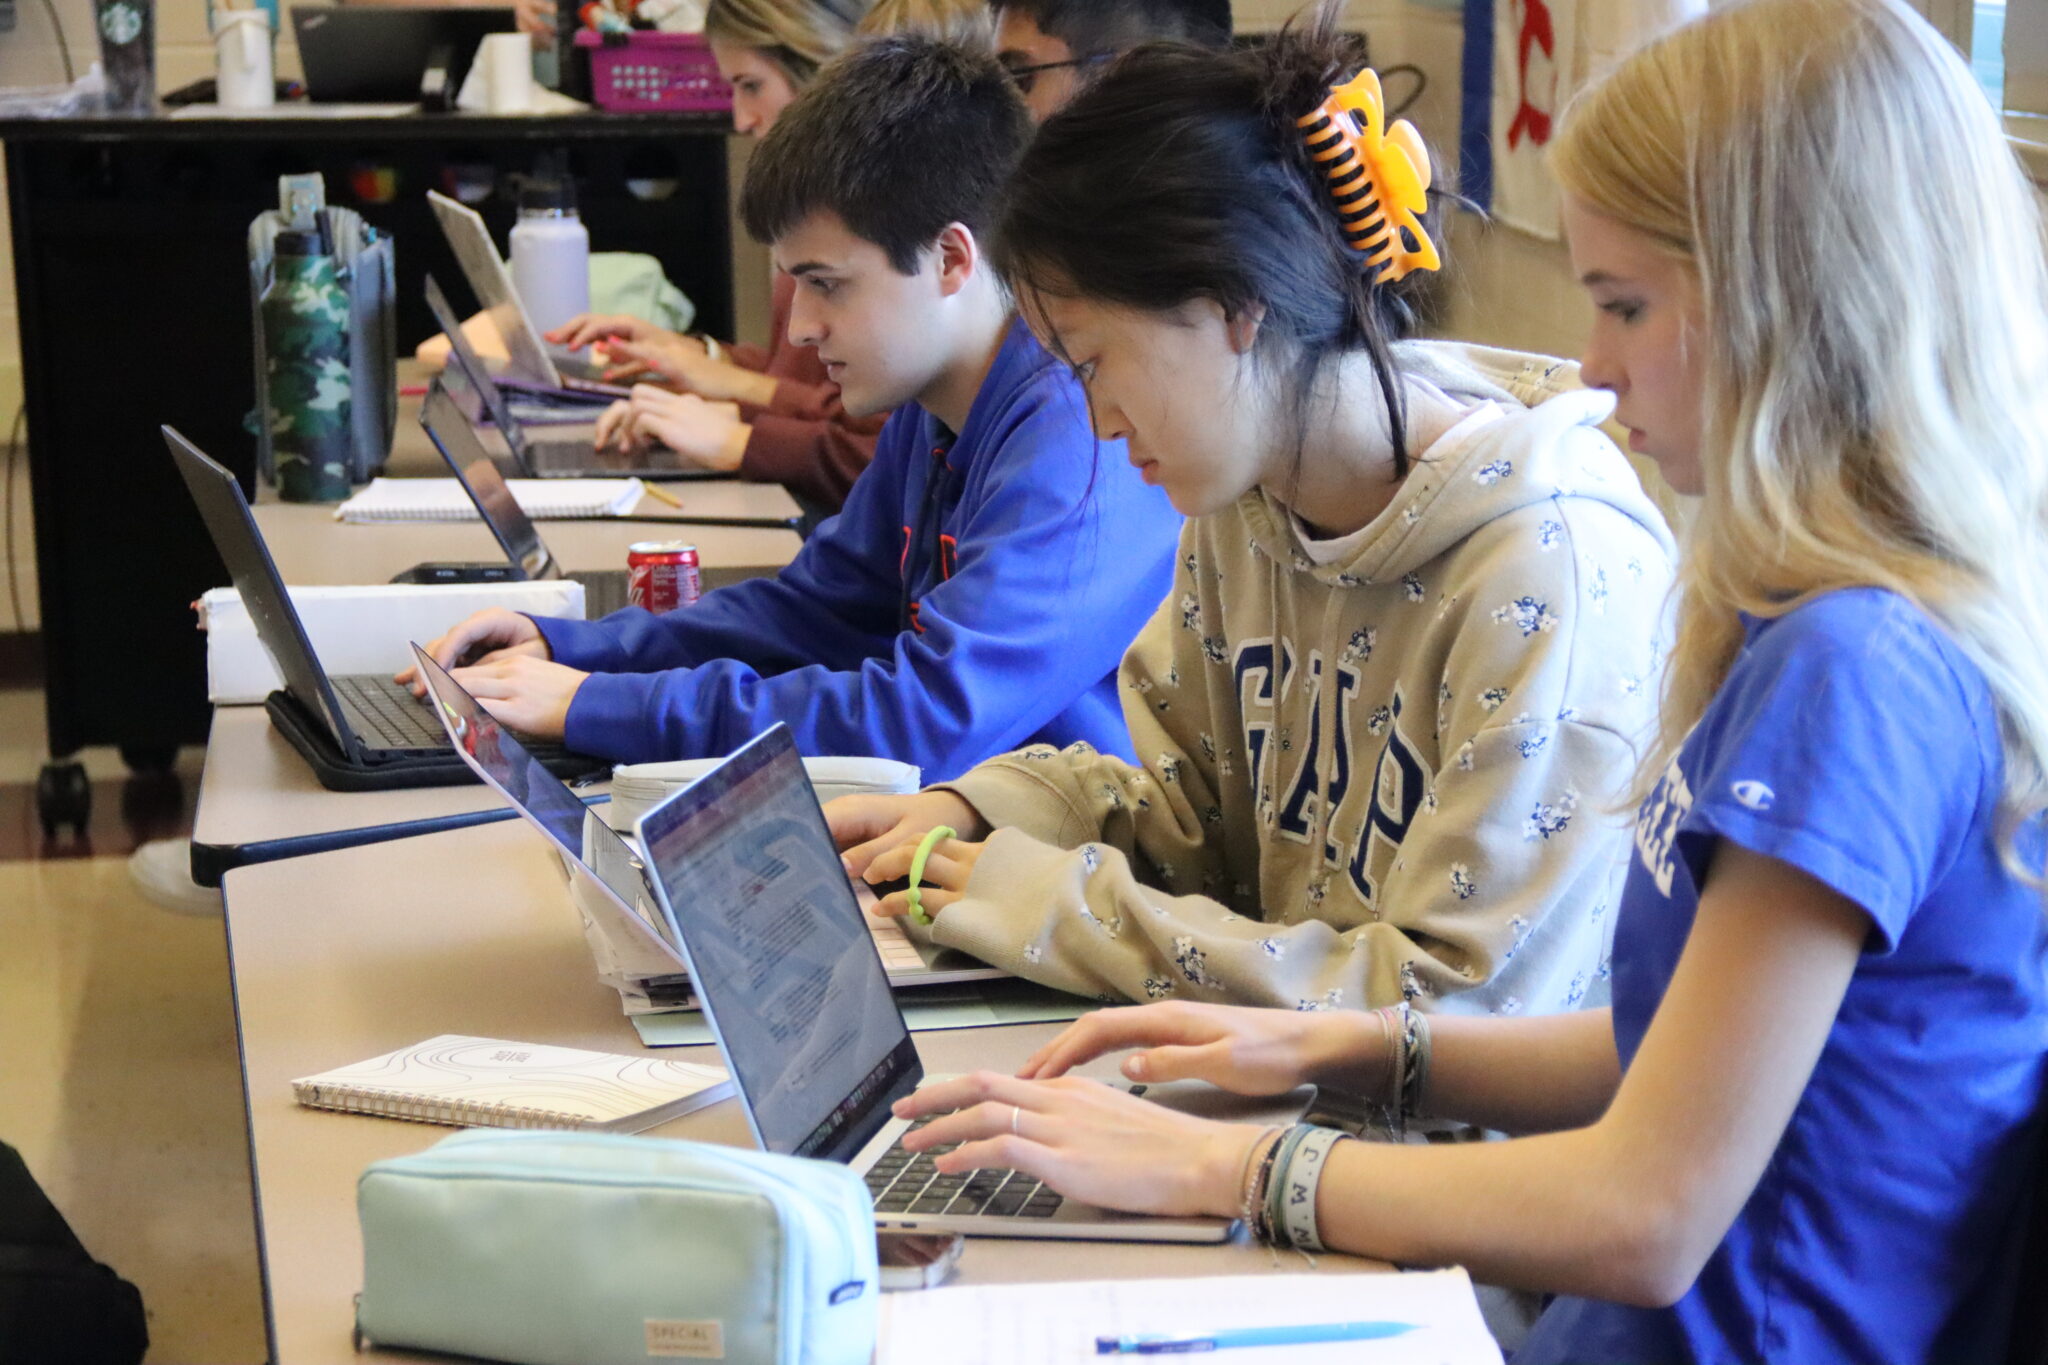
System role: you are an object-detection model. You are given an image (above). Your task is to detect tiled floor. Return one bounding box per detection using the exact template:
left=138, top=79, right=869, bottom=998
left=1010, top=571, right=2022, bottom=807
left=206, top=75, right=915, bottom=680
left=0, top=688, right=267, bottom=1364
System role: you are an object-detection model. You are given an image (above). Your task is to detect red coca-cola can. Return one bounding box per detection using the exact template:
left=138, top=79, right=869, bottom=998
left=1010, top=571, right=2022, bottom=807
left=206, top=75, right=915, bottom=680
left=628, top=542, right=702, bottom=613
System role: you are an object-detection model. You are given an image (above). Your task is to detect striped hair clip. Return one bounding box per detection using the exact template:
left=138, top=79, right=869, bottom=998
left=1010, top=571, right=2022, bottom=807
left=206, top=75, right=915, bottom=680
left=1297, top=68, right=1440, bottom=283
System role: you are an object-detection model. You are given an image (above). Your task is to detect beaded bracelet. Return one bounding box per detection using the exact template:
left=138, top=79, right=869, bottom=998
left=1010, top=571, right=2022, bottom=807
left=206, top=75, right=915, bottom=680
left=1236, top=1126, right=1284, bottom=1241
left=1275, top=1125, right=1352, bottom=1253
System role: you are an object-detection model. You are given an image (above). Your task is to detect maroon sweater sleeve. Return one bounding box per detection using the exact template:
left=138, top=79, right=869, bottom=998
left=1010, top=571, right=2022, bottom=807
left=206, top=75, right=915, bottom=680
left=727, top=272, right=888, bottom=511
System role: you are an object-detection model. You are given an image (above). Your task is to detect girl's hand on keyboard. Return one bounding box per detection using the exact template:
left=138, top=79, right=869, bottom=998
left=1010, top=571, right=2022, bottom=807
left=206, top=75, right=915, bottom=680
left=894, top=1071, right=1257, bottom=1219
left=1016, top=1002, right=1381, bottom=1099
left=862, top=834, right=986, bottom=921
left=828, top=791, right=990, bottom=879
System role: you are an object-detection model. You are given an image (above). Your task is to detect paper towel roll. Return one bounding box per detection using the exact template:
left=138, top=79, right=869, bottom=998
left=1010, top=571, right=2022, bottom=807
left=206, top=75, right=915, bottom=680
left=479, top=31, right=534, bottom=113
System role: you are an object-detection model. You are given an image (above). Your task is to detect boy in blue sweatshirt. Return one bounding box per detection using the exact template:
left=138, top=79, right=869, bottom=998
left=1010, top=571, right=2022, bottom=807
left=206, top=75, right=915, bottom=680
left=406, top=36, right=1182, bottom=780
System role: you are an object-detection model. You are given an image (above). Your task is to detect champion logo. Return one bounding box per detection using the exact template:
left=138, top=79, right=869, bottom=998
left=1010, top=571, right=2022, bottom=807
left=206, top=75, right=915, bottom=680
left=1731, top=780, right=1775, bottom=812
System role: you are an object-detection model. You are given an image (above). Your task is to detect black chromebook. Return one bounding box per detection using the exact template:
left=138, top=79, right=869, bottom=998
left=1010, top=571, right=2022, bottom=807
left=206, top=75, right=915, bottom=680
left=165, top=426, right=603, bottom=791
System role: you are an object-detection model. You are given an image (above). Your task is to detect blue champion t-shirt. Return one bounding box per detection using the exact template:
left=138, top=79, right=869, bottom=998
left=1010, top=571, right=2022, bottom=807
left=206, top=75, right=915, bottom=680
left=1516, top=588, right=2048, bottom=1365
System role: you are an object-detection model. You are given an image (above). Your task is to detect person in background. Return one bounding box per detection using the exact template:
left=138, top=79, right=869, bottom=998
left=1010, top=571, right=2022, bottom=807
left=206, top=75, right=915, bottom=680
left=405, top=37, right=1184, bottom=783
left=884, top=4, right=2048, bottom=1363
left=993, top=0, right=1231, bottom=121
left=827, top=8, right=1674, bottom=1017
left=858, top=0, right=994, bottom=47
left=549, top=0, right=889, bottom=513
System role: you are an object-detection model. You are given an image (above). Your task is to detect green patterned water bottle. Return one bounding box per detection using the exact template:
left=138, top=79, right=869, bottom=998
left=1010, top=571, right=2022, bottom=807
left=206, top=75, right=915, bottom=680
left=263, top=229, right=353, bottom=502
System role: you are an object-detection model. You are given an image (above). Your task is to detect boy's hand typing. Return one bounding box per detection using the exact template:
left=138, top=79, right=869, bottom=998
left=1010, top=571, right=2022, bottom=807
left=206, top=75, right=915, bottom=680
left=397, top=608, right=551, bottom=697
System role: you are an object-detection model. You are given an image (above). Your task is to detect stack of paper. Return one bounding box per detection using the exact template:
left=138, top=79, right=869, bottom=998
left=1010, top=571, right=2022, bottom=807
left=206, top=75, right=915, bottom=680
left=336, top=477, right=644, bottom=523
left=876, top=1268, right=1503, bottom=1365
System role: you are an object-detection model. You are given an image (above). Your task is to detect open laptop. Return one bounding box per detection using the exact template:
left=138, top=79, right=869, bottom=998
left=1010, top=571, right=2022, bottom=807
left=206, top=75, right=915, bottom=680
left=291, top=8, right=513, bottom=104
left=410, top=646, right=1012, bottom=997
left=427, top=274, right=726, bottom=482
left=634, top=724, right=1300, bottom=1242
left=166, top=426, right=600, bottom=792
left=417, top=384, right=635, bottom=616
left=427, top=189, right=629, bottom=404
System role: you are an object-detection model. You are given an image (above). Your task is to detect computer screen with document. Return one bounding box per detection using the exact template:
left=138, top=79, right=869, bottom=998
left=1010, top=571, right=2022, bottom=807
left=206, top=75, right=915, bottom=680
left=637, top=726, right=920, bottom=1162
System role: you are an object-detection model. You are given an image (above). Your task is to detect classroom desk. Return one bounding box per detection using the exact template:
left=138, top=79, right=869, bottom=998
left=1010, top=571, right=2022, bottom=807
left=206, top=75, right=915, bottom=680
left=250, top=492, right=804, bottom=587
left=183, top=494, right=802, bottom=882
left=225, top=822, right=1380, bottom=1364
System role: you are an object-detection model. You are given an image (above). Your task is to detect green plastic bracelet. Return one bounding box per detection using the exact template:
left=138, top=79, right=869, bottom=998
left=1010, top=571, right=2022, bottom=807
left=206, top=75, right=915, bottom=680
left=905, top=825, right=957, bottom=926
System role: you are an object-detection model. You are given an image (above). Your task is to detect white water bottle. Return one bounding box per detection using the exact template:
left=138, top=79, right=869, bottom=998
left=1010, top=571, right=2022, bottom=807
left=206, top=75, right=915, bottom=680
left=509, top=177, right=590, bottom=338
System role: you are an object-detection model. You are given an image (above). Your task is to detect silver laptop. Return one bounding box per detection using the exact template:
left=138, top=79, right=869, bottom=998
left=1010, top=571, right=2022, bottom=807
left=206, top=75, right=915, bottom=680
left=417, top=384, right=635, bottom=617
left=634, top=724, right=1297, bottom=1242
left=427, top=190, right=630, bottom=405
left=411, top=646, right=1009, bottom=999
left=426, top=274, right=726, bottom=482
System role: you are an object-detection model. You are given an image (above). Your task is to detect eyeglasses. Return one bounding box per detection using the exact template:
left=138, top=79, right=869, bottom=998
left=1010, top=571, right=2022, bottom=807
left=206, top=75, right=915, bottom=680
left=999, top=52, right=1115, bottom=96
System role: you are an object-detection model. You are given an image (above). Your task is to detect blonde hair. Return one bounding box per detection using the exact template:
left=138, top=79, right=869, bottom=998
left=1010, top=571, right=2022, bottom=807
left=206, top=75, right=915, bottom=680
left=1552, top=0, right=2048, bottom=868
left=857, top=0, right=995, bottom=49
left=704, top=0, right=875, bottom=85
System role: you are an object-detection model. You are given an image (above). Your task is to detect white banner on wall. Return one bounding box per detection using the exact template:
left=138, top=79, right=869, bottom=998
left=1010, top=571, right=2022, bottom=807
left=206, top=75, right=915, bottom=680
left=1487, top=0, right=1708, bottom=241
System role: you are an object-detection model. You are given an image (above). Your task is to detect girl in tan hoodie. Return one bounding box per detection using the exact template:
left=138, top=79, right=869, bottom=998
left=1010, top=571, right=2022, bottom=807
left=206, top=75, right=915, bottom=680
left=827, top=16, right=1676, bottom=1019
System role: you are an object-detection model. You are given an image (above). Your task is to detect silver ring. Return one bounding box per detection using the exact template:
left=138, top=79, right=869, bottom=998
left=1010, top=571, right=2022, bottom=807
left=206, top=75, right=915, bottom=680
left=1010, top=1104, right=1022, bottom=1136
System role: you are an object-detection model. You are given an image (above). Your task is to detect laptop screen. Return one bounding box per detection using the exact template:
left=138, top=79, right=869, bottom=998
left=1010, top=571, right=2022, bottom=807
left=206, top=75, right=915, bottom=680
left=636, top=726, right=921, bottom=1162
left=411, top=645, right=677, bottom=952
left=424, top=273, right=531, bottom=469
left=163, top=427, right=357, bottom=755
left=420, top=385, right=558, bottom=582
left=427, top=189, right=561, bottom=389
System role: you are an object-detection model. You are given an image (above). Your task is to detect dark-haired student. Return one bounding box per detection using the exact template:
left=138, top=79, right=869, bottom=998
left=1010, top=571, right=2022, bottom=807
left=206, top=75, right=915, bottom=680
left=995, top=0, right=1231, bottom=121
left=828, top=16, right=1674, bottom=1018
left=405, top=36, right=1182, bottom=779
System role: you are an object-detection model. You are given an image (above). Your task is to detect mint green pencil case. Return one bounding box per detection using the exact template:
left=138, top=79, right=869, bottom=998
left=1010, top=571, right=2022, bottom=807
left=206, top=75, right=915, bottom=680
left=355, top=1130, right=878, bottom=1365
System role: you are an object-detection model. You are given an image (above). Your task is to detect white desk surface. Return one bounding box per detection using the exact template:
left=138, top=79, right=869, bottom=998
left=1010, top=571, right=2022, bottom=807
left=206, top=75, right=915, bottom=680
left=225, top=821, right=1379, bottom=1364
left=190, top=706, right=533, bottom=851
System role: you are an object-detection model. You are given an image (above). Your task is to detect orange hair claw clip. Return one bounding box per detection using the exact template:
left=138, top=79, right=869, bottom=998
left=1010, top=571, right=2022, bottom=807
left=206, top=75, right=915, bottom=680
left=1297, top=68, right=1441, bottom=284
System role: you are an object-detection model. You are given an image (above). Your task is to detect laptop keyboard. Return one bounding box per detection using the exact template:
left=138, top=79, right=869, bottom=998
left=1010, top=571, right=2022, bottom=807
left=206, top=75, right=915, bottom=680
left=865, top=1118, right=1065, bottom=1219
left=868, top=917, right=927, bottom=976
left=333, top=674, right=448, bottom=751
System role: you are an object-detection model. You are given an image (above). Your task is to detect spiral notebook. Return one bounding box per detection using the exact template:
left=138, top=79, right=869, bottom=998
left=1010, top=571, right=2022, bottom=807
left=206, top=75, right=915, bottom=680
left=335, top=477, right=645, bottom=523
left=292, top=1034, right=732, bottom=1132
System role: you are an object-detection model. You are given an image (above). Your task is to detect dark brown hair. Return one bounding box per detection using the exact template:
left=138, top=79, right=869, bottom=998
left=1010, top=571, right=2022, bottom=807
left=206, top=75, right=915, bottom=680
left=993, top=0, right=1439, bottom=477
left=741, top=35, right=1031, bottom=275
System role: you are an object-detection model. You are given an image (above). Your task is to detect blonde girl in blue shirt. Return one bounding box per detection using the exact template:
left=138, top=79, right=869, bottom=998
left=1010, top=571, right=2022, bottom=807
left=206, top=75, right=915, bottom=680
left=889, top=1, right=2048, bottom=1360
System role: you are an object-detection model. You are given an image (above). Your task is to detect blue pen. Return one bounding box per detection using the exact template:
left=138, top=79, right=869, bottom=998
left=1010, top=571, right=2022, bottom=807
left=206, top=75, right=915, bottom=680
left=1094, top=1321, right=1421, bottom=1354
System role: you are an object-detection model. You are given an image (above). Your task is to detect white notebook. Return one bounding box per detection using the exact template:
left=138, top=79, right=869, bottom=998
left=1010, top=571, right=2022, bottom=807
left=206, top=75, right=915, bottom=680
left=291, top=1034, right=731, bottom=1133
left=876, top=1269, right=1503, bottom=1365
left=335, top=477, right=645, bottom=523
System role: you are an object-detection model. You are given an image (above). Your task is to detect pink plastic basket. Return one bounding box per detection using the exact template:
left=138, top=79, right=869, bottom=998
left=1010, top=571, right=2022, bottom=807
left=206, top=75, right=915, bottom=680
left=575, top=31, right=733, bottom=113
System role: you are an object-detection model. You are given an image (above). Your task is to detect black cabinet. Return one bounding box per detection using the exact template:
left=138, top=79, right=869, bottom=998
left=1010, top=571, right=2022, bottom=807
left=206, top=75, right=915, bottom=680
left=0, top=112, right=732, bottom=785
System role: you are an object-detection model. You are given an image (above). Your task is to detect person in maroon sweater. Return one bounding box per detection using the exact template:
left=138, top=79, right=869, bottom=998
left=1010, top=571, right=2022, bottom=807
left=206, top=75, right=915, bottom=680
left=554, top=0, right=888, bottom=512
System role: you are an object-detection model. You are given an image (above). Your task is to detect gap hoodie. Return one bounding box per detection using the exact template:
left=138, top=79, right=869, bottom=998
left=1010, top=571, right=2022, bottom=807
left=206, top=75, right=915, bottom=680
left=926, top=342, right=1678, bottom=1014
left=532, top=321, right=1183, bottom=778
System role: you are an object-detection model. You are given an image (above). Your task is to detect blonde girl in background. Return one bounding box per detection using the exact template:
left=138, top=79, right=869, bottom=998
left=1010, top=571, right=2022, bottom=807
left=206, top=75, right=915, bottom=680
left=883, top=2, right=2048, bottom=1361
left=554, top=0, right=889, bottom=510
left=857, top=0, right=994, bottom=47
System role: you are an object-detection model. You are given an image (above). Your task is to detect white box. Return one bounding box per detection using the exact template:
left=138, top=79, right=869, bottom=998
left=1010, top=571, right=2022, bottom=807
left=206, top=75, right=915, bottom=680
left=200, top=580, right=588, bottom=704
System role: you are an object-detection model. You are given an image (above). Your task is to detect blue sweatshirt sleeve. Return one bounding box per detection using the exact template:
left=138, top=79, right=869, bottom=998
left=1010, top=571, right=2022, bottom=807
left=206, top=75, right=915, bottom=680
left=531, top=433, right=907, bottom=678
left=538, top=384, right=1179, bottom=778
